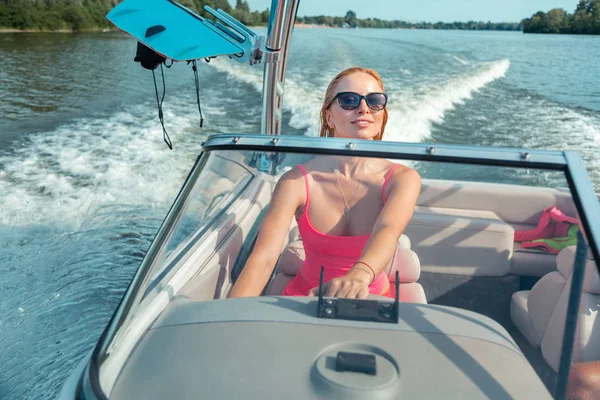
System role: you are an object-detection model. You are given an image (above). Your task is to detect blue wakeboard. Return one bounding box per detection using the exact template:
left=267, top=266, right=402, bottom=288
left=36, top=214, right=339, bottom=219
left=107, top=0, right=256, bottom=62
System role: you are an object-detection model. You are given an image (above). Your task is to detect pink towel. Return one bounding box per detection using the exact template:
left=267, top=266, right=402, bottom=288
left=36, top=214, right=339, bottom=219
left=514, top=206, right=578, bottom=242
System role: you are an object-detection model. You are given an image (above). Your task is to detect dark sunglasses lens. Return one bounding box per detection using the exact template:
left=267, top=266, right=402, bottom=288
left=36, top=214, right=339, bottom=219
left=366, top=93, right=387, bottom=110
left=338, top=93, right=361, bottom=110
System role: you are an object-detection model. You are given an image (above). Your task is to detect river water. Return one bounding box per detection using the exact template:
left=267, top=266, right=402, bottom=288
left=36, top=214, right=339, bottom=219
left=0, top=28, right=599, bottom=398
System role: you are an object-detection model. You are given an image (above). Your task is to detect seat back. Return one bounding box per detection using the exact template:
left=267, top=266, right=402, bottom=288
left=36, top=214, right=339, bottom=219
left=526, top=249, right=572, bottom=343
left=539, top=246, right=600, bottom=371
left=385, top=238, right=420, bottom=283
left=276, top=234, right=417, bottom=281
left=267, top=229, right=426, bottom=304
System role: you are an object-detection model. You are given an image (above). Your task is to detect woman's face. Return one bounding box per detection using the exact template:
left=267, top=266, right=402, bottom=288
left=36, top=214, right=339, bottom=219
left=326, top=72, right=385, bottom=140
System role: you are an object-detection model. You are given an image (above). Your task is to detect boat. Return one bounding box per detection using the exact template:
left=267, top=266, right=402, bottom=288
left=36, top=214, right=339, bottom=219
left=59, top=0, right=600, bottom=398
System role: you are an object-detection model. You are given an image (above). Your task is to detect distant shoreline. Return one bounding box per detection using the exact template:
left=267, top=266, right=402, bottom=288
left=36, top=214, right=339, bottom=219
left=0, top=28, right=112, bottom=33
left=0, top=23, right=514, bottom=33
left=9, top=24, right=597, bottom=34
left=0, top=25, right=516, bottom=34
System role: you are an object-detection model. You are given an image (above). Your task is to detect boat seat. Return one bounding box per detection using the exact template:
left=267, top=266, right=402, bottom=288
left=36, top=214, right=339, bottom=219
left=404, top=206, right=514, bottom=277
left=510, top=246, right=600, bottom=371
left=267, top=227, right=427, bottom=304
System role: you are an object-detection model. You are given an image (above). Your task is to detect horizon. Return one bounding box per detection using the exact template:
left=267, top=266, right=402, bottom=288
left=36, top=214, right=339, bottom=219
left=235, top=0, right=580, bottom=23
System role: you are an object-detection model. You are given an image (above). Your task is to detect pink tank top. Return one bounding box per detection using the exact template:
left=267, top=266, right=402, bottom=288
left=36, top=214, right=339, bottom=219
left=283, top=163, right=399, bottom=296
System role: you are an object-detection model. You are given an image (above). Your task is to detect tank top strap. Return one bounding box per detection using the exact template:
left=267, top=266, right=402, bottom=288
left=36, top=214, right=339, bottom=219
left=382, top=164, right=400, bottom=203
left=296, top=164, right=309, bottom=210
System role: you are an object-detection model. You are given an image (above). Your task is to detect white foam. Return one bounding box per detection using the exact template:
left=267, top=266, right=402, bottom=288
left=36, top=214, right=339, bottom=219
left=452, top=55, right=470, bottom=65
left=282, top=78, right=323, bottom=135
left=207, top=58, right=263, bottom=92
left=562, top=109, right=600, bottom=144
left=384, top=59, right=510, bottom=143
left=517, top=100, right=600, bottom=151
left=0, top=99, right=215, bottom=227
left=207, top=58, right=323, bottom=136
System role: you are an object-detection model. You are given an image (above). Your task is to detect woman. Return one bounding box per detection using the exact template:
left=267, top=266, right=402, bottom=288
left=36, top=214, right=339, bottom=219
left=228, top=67, right=421, bottom=299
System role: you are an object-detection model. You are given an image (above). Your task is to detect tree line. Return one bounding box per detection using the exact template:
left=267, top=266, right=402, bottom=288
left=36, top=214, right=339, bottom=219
left=300, top=11, right=520, bottom=31
left=0, top=0, right=522, bottom=32
left=0, top=0, right=269, bottom=31
left=522, top=0, right=600, bottom=34
left=7, top=0, right=597, bottom=34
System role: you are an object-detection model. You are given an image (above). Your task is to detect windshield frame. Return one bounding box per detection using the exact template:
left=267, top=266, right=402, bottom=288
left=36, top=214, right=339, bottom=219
left=88, top=133, right=600, bottom=399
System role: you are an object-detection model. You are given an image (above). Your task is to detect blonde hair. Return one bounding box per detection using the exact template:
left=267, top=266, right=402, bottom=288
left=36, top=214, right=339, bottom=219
left=319, top=67, right=388, bottom=140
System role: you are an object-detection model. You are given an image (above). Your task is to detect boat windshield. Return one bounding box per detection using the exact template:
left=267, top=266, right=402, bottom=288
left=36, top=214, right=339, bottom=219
left=94, top=136, right=599, bottom=398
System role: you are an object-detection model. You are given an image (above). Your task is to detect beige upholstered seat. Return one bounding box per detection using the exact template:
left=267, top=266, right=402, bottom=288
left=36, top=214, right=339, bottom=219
left=510, top=246, right=600, bottom=371
left=267, top=231, right=427, bottom=304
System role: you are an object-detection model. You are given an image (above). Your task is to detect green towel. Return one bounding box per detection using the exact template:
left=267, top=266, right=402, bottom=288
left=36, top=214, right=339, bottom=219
left=527, top=224, right=579, bottom=253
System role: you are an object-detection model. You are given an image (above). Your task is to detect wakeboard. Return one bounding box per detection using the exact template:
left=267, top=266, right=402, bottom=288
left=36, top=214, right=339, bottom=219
left=107, top=0, right=256, bottom=62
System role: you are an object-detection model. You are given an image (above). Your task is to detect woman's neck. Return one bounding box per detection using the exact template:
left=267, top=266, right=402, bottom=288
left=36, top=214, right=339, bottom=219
left=332, top=156, right=371, bottom=179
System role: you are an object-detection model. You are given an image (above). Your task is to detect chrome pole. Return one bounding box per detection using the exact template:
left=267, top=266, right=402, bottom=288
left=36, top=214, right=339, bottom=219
left=261, top=0, right=300, bottom=135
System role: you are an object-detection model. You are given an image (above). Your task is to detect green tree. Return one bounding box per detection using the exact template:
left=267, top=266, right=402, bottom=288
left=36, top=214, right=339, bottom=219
left=586, top=0, right=596, bottom=13
left=260, top=8, right=270, bottom=24
left=344, top=10, right=357, bottom=27
left=591, top=0, right=600, bottom=17
left=523, top=2, right=600, bottom=34
left=61, top=5, right=89, bottom=31
left=235, top=0, right=250, bottom=13
left=546, top=8, right=567, bottom=33
left=576, top=0, right=588, bottom=12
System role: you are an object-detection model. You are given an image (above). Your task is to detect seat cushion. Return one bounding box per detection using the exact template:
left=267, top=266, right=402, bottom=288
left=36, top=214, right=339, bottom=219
left=398, top=283, right=427, bottom=304
left=541, top=250, right=600, bottom=370
left=405, top=206, right=514, bottom=277
left=541, top=274, right=573, bottom=372
left=277, top=241, right=305, bottom=275
left=511, top=246, right=557, bottom=277
left=387, top=248, right=421, bottom=283
left=528, top=271, right=567, bottom=342
left=556, top=246, right=577, bottom=277
left=368, top=283, right=427, bottom=304
left=511, top=291, right=540, bottom=348
left=266, top=273, right=294, bottom=296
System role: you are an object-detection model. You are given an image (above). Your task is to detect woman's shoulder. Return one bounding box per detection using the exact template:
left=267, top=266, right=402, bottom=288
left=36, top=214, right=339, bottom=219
left=380, top=161, right=421, bottom=203
left=272, top=167, right=308, bottom=208
left=278, top=165, right=306, bottom=186
left=379, top=159, right=420, bottom=178
left=384, top=161, right=421, bottom=187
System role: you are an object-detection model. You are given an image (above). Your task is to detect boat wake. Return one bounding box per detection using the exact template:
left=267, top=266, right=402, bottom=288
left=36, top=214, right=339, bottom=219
left=207, top=58, right=323, bottom=136
left=385, top=59, right=511, bottom=143
left=0, top=102, right=208, bottom=227
left=209, top=57, right=511, bottom=142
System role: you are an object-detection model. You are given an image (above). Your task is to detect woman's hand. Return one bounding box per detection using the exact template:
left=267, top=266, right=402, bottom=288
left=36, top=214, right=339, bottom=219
left=308, top=268, right=372, bottom=299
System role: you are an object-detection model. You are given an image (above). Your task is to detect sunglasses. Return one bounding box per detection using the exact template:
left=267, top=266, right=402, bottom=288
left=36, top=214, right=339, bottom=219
left=329, top=92, right=388, bottom=112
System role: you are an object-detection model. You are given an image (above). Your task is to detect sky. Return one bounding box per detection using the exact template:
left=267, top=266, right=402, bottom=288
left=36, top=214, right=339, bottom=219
left=235, top=0, right=580, bottom=23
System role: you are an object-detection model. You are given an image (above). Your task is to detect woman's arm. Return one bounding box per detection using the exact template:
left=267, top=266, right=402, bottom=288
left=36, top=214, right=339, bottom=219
left=309, top=167, right=421, bottom=298
left=228, top=168, right=305, bottom=298
left=356, top=167, right=421, bottom=276
left=567, top=361, right=600, bottom=400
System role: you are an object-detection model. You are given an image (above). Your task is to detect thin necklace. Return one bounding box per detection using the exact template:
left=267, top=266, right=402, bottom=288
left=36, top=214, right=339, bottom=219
left=333, top=161, right=364, bottom=218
